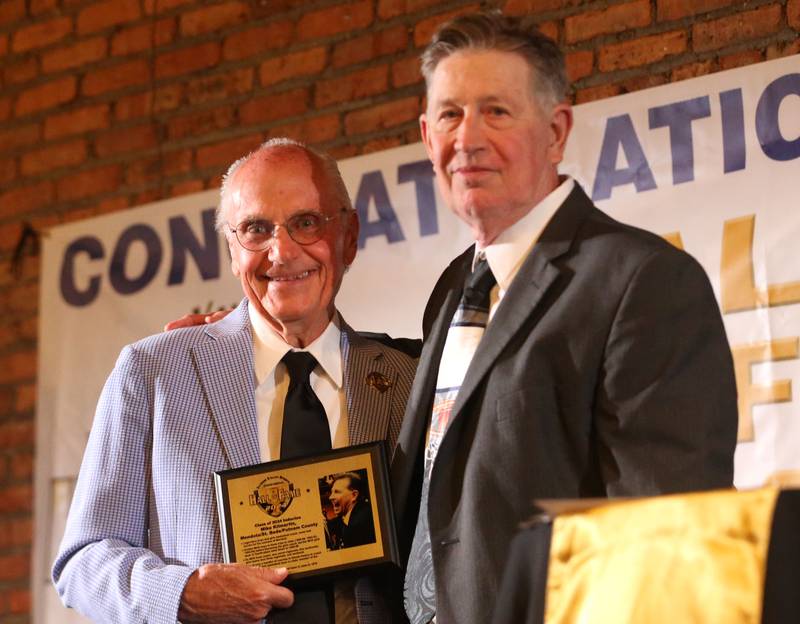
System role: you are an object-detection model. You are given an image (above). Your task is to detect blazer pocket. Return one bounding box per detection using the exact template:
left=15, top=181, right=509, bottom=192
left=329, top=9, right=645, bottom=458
left=495, top=385, right=579, bottom=428
left=495, top=388, right=546, bottom=424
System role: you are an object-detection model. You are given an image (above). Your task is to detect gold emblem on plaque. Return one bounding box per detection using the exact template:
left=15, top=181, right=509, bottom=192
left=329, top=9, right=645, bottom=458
left=249, top=475, right=299, bottom=518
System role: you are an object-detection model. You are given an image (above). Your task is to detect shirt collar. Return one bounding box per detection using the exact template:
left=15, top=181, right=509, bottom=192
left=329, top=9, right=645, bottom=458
left=248, top=301, right=343, bottom=389
left=475, top=177, right=574, bottom=292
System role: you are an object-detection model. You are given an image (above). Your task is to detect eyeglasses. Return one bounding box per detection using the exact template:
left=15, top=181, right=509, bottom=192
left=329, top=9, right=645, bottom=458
left=228, top=211, right=342, bottom=250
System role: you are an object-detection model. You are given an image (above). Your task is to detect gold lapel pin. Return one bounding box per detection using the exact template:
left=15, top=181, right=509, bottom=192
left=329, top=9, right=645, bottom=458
left=366, top=371, right=392, bottom=394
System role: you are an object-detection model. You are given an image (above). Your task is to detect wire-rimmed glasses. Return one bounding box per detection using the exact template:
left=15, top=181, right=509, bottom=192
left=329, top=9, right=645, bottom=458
left=228, top=211, right=342, bottom=250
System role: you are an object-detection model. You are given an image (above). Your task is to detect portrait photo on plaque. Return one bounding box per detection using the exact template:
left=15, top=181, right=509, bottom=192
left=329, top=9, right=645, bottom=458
left=319, top=469, right=376, bottom=551
left=214, top=441, right=398, bottom=583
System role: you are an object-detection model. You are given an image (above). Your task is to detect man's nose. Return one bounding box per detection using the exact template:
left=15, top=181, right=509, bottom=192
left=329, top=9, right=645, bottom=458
left=455, top=109, right=485, bottom=154
left=267, top=225, right=302, bottom=262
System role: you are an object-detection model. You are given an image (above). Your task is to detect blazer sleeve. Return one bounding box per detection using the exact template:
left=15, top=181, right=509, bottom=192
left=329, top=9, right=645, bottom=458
left=594, top=245, right=738, bottom=495
left=51, top=344, right=194, bottom=624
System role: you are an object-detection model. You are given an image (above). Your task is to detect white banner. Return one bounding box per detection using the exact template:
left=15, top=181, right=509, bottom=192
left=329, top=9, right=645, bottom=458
left=34, top=55, right=800, bottom=623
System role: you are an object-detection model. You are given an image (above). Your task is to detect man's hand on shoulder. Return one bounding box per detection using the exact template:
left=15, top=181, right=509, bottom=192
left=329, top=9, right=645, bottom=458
left=178, top=563, right=294, bottom=624
left=163, top=309, right=232, bottom=332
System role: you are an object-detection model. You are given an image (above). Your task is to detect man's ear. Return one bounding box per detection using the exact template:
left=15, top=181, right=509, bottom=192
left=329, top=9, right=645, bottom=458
left=228, top=235, right=241, bottom=277
left=220, top=200, right=241, bottom=277
left=420, top=113, right=435, bottom=163
left=342, top=209, right=359, bottom=267
left=548, top=102, right=573, bottom=165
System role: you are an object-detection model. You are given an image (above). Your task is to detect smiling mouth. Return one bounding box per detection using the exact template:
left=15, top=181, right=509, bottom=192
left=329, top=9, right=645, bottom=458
left=266, top=269, right=315, bottom=282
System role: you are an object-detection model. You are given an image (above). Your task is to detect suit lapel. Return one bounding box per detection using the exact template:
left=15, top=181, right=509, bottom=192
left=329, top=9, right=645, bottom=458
left=449, top=185, right=593, bottom=420
left=390, top=256, right=467, bottom=515
left=409, top=253, right=470, bottom=420
left=342, top=322, right=398, bottom=447
left=191, top=300, right=261, bottom=469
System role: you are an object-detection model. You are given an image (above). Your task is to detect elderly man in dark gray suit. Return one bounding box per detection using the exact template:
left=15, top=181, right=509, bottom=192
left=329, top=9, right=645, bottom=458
left=391, top=12, right=737, bottom=624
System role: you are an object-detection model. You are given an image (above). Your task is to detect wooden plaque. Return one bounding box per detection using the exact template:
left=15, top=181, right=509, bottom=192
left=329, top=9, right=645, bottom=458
left=214, top=441, right=399, bottom=582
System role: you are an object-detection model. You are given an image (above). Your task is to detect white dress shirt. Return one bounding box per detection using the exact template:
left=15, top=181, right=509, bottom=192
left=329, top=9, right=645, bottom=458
left=247, top=302, right=357, bottom=623
left=248, top=301, right=349, bottom=462
left=477, top=176, right=574, bottom=321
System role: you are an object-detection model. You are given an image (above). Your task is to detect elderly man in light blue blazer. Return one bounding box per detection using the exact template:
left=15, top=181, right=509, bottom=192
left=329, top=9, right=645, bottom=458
left=52, top=139, right=416, bottom=624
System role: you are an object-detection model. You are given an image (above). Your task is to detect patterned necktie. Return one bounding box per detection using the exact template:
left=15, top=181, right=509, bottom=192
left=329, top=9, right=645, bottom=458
left=280, top=351, right=332, bottom=459
left=404, top=255, right=496, bottom=624
left=274, top=351, right=334, bottom=624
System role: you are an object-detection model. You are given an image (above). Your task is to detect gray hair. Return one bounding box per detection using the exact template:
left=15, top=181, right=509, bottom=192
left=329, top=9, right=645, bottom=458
left=217, top=137, right=353, bottom=233
left=421, top=10, right=569, bottom=110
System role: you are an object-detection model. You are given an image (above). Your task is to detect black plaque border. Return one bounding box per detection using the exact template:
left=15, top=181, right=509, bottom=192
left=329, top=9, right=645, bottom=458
left=214, top=441, right=399, bottom=583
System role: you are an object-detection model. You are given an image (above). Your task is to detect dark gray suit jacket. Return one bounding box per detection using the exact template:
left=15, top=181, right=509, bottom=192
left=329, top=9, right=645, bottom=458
left=391, top=183, right=737, bottom=624
left=342, top=499, right=376, bottom=548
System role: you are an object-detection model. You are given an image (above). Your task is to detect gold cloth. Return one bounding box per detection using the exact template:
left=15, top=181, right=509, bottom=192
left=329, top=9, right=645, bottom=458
left=545, top=488, right=779, bottom=623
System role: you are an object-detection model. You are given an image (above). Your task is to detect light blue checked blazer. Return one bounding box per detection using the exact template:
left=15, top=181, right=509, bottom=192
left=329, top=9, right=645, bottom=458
left=52, top=300, right=416, bottom=624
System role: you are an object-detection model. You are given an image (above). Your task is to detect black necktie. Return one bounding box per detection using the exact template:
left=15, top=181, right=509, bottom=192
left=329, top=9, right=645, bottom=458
left=280, top=351, right=331, bottom=459
left=273, top=351, right=334, bottom=624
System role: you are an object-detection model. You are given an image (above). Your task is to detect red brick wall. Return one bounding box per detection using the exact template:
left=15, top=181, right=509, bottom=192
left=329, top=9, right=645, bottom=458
left=0, top=0, right=797, bottom=621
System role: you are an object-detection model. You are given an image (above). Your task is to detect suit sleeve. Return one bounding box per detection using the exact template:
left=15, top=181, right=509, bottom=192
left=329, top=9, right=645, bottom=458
left=595, top=246, right=738, bottom=495
left=51, top=345, right=194, bottom=624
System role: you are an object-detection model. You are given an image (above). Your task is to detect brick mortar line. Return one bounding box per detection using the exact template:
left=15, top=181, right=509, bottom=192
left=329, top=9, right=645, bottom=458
left=0, top=77, right=424, bottom=167
left=573, top=30, right=798, bottom=90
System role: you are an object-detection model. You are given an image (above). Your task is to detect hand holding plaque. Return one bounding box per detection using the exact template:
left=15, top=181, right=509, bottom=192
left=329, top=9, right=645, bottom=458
left=178, top=563, right=294, bottom=623
left=214, top=441, right=399, bottom=583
